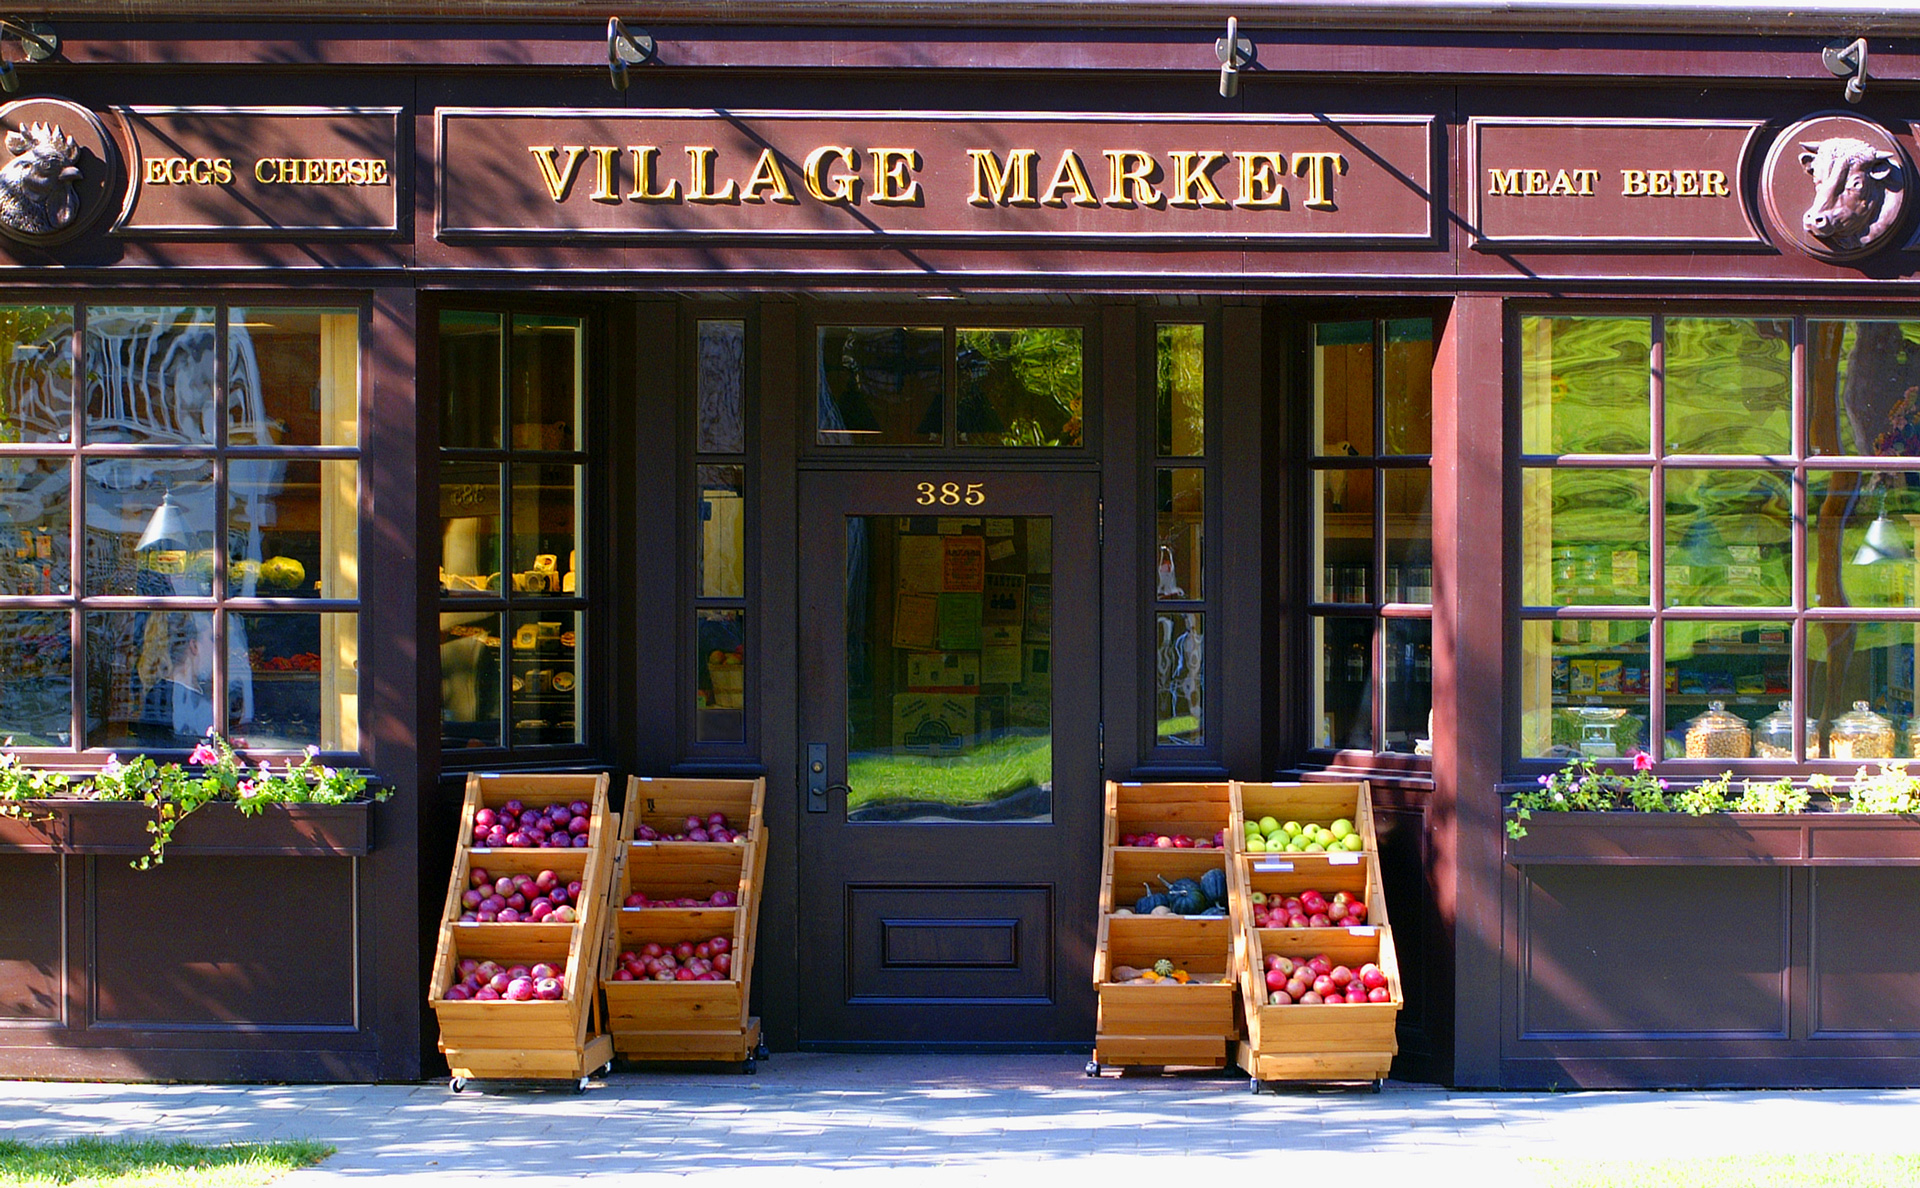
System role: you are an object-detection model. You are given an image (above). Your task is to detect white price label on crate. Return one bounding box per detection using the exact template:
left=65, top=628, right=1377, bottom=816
left=1347, top=925, right=1378, bottom=937
left=1253, top=860, right=1295, bottom=872
left=1328, top=852, right=1361, bottom=866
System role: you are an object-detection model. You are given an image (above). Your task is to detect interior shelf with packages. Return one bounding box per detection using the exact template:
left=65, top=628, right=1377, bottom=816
left=1229, top=781, right=1402, bottom=1091
left=601, top=776, right=768, bottom=1071
left=1088, top=781, right=1239, bottom=1075
left=428, top=772, right=618, bottom=1091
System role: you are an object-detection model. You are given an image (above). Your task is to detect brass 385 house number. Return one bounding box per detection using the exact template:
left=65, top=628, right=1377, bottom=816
left=915, top=481, right=986, bottom=506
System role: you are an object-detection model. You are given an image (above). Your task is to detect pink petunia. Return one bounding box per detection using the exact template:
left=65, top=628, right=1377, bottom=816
left=1632, top=751, right=1655, bottom=772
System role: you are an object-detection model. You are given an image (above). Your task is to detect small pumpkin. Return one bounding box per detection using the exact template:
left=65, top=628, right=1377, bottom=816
left=1153, top=958, right=1174, bottom=977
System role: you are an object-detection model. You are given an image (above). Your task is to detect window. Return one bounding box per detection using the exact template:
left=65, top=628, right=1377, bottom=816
left=694, top=318, right=750, bottom=745
left=1310, top=318, right=1434, bottom=755
left=1154, top=323, right=1208, bottom=748
left=816, top=325, right=1084, bottom=448
left=1519, top=313, right=1920, bottom=764
left=0, top=303, right=361, bottom=753
left=437, top=311, right=587, bottom=753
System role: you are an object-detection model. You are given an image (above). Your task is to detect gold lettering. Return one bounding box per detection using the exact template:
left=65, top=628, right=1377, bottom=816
left=1102, top=149, right=1162, bottom=208
left=188, top=158, right=210, bottom=185
left=1548, top=169, right=1577, bottom=197
left=1648, top=170, right=1673, bottom=196
left=1292, top=152, right=1346, bottom=209
left=348, top=160, right=367, bottom=184
left=1487, top=168, right=1522, bottom=196
left=1675, top=169, right=1698, bottom=197
left=255, top=158, right=276, bottom=183
left=803, top=146, right=859, bottom=204
left=1575, top=168, right=1598, bottom=195
left=1621, top=169, right=1647, bottom=196
left=326, top=159, right=347, bottom=185
left=869, top=147, right=922, bottom=205
left=626, top=147, right=681, bottom=202
left=167, top=159, right=190, bottom=185
left=966, top=148, right=1037, bottom=206
left=215, top=159, right=233, bottom=184
left=1234, top=152, right=1287, bottom=207
left=369, top=160, right=389, bottom=186
left=1702, top=169, right=1729, bottom=197
left=587, top=146, right=621, bottom=203
left=684, top=146, right=738, bottom=203
left=739, top=148, right=796, bottom=203
left=1167, top=151, right=1230, bottom=207
left=1522, top=168, right=1549, bottom=196
left=1040, top=150, right=1100, bottom=207
left=529, top=146, right=588, bottom=202
left=145, top=158, right=169, bottom=184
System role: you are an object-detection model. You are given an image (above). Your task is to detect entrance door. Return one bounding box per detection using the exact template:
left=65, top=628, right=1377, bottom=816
left=797, top=469, right=1100, bottom=1045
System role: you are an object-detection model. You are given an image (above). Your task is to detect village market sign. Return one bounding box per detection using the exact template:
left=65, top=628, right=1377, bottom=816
left=435, top=109, right=1437, bottom=243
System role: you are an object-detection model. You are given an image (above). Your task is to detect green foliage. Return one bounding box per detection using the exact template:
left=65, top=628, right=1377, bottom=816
left=0, top=732, right=381, bottom=869
left=0, top=1135, right=331, bottom=1187
left=1507, top=754, right=1671, bottom=839
left=1737, top=775, right=1811, bottom=815
left=1827, top=763, right=1920, bottom=815
left=1673, top=772, right=1734, bottom=816
left=1509, top=758, right=1847, bottom=838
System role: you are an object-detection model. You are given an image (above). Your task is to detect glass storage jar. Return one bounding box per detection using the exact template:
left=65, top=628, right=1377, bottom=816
left=1755, top=701, right=1820, bottom=759
left=1829, top=701, right=1895, bottom=760
left=1684, top=700, right=1751, bottom=759
left=1565, top=703, right=1631, bottom=758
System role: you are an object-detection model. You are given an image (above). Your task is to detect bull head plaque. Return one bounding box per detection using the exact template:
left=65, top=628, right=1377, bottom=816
left=1762, top=114, right=1913, bottom=264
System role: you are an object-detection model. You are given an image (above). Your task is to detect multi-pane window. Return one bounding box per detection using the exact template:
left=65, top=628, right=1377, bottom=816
left=694, top=319, right=750, bottom=744
left=1310, top=318, right=1434, bottom=755
left=1154, top=323, right=1207, bottom=748
left=437, top=311, right=587, bottom=752
left=1520, top=313, right=1920, bottom=763
left=0, top=304, right=362, bottom=753
left=816, top=325, right=1084, bottom=448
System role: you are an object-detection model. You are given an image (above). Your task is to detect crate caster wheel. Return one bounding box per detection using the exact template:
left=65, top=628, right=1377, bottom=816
left=1085, top=1060, right=1100, bottom=1077
left=1371, top=1079, right=1384, bottom=1094
left=1249, top=1077, right=1264, bottom=1094
left=449, top=1077, right=467, bottom=1094
left=754, top=1039, right=770, bottom=1062
left=575, top=1077, right=590, bottom=1093
left=742, top=1057, right=758, bottom=1075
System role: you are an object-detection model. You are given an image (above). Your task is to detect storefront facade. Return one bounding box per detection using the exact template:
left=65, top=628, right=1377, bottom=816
left=1, top=3, right=1918, bottom=1088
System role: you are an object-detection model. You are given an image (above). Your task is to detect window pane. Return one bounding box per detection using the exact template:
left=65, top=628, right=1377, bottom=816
left=440, top=611, right=502, bottom=750
left=229, top=460, right=358, bottom=600
left=956, top=328, right=1084, bottom=448
left=230, top=308, right=358, bottom=447
left=1313, top=616, right=1371, bottom=749
left=1809, top=320, right=1920, bottom=457
left=1314, top=320, right=1373, bottom=457
left=1664, top=317, right=1790, bottom=455
left=1810, top=620, right=1914, bottom=755
left=1808, top=471, right=1920, bottom=609
left=1385, top=617, right=1432, bottom=753
left=439, top=311, right=502, bottom=450
left=509, top=315, right=582, bottom=451
left=1157, top=324, right=1205, bottom=456
left=232, top=612, right=357, bottom=751
left=1664, top=470, right=1791, bottom=607
left=1384, top=318, right=1433, bottom=455
left=699, top=465, right=745, bottom=599
left=0, top=457, right=70, bottom=595
left=85, top=609, right=215, bottom=749
left=817, top=326, right=943, bottom=446
left=0, top=305, right=72, bottom=444
left=439, top=462, right=500, bottom=596
left=84, top=307, right=217, bottom=446
left=1665, top=621, right=1790, bottom=756
left=1156, top=467, right=1203, bottom=600
left=509, top=463, right=578, bottom=597
left=510, top=610, right=579, bottom=746
left=0, top=610, right=69, bottom=745
left=1519, top=467, right=1650, bottom=606
left=87, top=461, right=215, bottom=598
left=1385, top=469, right=1432, bottom=604
left=697, top=607, right=746, bottom=743
left=1156, top=611, right=1204, bottom=746
left=697, top=319, right=747, bottom=454
left=1520, top=315, right=1651, bottom=455
left=1519, top=618, right=1652, bottom=759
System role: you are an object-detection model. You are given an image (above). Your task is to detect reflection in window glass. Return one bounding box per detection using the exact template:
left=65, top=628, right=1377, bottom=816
left=1809, top=320, right=1920, bottom=457
left=957, top=328, right=1084, bottom=447
left=1317, top=466, right=1373, bottom=603
left=1314, top=321, right=1372, bottom=456
left=439, top=461, right=500, bottom=596
left=1519, top=315, right=1652, bottom=455
left=1663, top=470, right=1791, bottom=608
left=230, top=308, right=359, bottom=447
left=1808, top=472, right=1920, bottom=609
left=84, top=307, right=218, bottom=446
left=1385, top=617, right=1433, bottom=753
left=439, top=311, right=502, bottom=450
left=1664, top=620, right=1789, bottom=757
left=510, top=610, right=579, bottom=746
left=440, top=610, right=502, bottom=750
left=1383, top=318, right=1434, bottom=455
left=699, top=465, right=745, bottom=599
left=510, top=316, right=582, bottom=451
left=0, top=611, right=69, bottom=745
left=1156, top=611, right=1203, bottom=746
left=1519, top=468, right=1651, bottom=606
left=510, top=463, right=578, bottom=597
left=1156, top=468, right=1203, bottom=600
left=1809, top=620, right=1916, bottom=754
left=1519, top=619, right=1652, bottom=759
left=697, top=608, right=746, bottom=743
left=231, top=612, right=357, bottom=751
left=1314, top=617, right=1371, bottom=749
left=817, top=326, right=942, bottom=446
left=85, top=609, right=217, bottom=750
left=0, top=457, right=69, bottom=595
left=1664, top=318, right=1790, bottom=455
left=697, top=320, right=747, bottom=455
left=229, top=460, right=358, bottom=600
left=1157, top=324, right=1205, bottom=456
left=0, top=305, right=72, bottom=444
left=86, top=461, right=215, bottom=598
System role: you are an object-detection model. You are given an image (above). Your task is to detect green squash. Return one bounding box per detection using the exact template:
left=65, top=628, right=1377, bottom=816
left=1200, top=867, right=1228, bottom=906
left=1158, top=876, right=1210, bottom=915
left=1135, top=884, right=1170, bottom=914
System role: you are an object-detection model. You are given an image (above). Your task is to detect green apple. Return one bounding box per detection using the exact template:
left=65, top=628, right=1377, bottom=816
left=1331, top=818, right=1354, bottom=840
left=1251, top=890, right=1267, bottom=905
left=1245, top=835, right=1267, bottom=852
left=1258, top=816, right=1281, bottom=835
left=1282, top=820, right=1304, bottom=837
left=1305, top=841, right=1326, bottom=853
left=1342, top=834, right=1365, bottom=852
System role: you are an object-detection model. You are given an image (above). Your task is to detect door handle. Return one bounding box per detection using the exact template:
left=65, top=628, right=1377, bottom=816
left=806, top=742, right=832, bottom=813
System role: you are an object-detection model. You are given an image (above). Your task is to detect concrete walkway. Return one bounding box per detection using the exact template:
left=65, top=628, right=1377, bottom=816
left=2, top=1057, right=1917, bottom=1186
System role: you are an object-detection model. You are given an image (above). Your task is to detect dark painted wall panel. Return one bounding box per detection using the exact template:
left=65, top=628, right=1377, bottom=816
left=0, top=855, right=62, bottom=1022
left=1811, top=868, right=1920, bottom=1037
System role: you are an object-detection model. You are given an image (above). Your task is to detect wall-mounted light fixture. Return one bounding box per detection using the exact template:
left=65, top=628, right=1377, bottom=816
left=608, top=17, right=655, bottom=92
left=0, top=19, right=58, bottom=94
left=1216, top=17, right=1254, bottom=99
left=1823, top=37, right=1869, bottom=104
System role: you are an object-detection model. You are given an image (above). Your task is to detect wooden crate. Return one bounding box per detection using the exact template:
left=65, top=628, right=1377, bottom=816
left=1229, top=781, right=1402, bottom=1088
left=601, top=776, right=768, bottom=1068
left=1090, top=781, right=1238, bottom=1073
left=428, top=772, right=618, bottom=1089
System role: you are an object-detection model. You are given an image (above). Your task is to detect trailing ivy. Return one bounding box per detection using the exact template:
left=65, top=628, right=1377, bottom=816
left=1506, top=757, right=1920, bottom=838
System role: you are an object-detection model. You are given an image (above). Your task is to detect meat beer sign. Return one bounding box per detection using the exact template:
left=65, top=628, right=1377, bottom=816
left=435, top=110, right=1437, bottom=242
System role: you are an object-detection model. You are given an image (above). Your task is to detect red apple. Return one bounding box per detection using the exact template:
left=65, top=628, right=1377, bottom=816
left=1330, top=965, right=1354, bottom=988
left=1368, top=986, right=1390, bottom=1003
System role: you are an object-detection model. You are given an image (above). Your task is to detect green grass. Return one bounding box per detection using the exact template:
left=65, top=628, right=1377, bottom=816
left=848, top=732, right=1051, bottom=809
left=0, top=1137, right=332, bottom=1187
left=1524, top=1152, right=1920, bottom=1188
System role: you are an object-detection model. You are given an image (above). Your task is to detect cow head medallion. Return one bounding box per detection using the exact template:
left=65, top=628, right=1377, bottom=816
left=0, top=97, right=117, bottom=248
left=1762, top=114, right=1912, bottom=263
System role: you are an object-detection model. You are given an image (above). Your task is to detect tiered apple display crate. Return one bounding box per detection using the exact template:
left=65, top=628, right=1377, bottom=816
left=1088, top=781, right=1239, bottom=1075
left=429, top=772, right=618, bottom=1091
left=601, top=776, right=769, bottom=1071
left=1229, top=781, right=1402, bottom=1091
